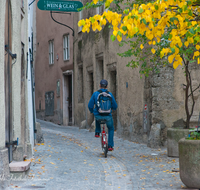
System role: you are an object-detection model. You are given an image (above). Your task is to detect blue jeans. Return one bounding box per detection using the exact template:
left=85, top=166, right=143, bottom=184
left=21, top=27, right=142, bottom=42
left=95, top=115, right=114, bottom=147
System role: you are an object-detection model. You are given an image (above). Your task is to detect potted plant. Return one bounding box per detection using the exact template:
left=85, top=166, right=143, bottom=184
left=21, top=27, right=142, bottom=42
left=179, top=127, right=200, bottom=188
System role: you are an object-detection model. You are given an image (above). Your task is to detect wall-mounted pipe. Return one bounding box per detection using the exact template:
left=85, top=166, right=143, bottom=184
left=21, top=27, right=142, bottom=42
left=50, top=11, right=74, bottom=36
left=7, top=0, right=12, bottom=163
left=29, top=0, right=36, bottom=6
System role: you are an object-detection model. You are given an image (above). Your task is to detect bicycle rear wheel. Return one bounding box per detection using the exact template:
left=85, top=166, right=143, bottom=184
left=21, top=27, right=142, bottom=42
left=104, top=146, right=108, bottom=158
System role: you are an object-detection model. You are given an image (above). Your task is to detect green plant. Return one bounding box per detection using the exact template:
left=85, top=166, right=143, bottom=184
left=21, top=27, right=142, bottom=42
left=187, top=129, right=200, bottom=140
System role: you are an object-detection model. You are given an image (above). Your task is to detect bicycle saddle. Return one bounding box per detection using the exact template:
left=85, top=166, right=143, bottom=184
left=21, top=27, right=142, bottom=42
left=97, top=119, right=107, bottom=124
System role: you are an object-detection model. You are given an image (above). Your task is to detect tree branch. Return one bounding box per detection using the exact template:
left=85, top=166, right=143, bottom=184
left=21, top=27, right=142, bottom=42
left=188, top=68, right=195, bottom=120
left=188, top=84, right=200, bottom=97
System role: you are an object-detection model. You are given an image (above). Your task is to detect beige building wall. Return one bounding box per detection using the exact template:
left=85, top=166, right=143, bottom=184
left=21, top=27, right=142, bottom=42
left=0, top=0, right=31, bottom=160
left=0, top=0, right=31, bottom=187
left=11, top=0, right=23, bottom=145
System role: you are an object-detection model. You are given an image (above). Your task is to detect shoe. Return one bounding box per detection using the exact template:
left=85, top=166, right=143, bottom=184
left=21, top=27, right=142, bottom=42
left=95, top=132, right=100, bottom=137
left=108, top=146, right=114, bottom=151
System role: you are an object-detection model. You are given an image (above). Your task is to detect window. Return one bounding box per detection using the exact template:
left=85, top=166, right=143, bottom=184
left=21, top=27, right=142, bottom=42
left=63, top=35, right=70, bottom=60
left=49, top=40, right=54, bottom=65
left=57, top=80, right=60, bottom=97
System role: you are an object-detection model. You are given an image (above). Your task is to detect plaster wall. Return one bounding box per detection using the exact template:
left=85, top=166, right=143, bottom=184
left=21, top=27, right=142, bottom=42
left=0, top=0, right=31, bottom=181
left=11, top=0, right=29, bottom=146
left=11, top=0, right=23, bottom=144
left=35, top=0, right=74, bottom=124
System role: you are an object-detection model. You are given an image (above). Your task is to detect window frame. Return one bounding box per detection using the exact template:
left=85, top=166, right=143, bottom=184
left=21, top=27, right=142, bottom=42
left=63, top=35, right=70, bottom=61
left=49, top=40, right=54, bottom=65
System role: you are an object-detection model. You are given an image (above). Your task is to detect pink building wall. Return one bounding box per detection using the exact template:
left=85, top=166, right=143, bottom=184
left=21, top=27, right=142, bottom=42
left=35, top=0, right=74, bottom=125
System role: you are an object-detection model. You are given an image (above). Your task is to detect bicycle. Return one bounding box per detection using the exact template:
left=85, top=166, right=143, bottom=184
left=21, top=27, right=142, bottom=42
left=98, top=119, right=108, bottom=158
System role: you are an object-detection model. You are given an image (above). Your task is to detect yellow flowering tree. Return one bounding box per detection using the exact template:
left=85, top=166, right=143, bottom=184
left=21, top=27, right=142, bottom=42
left=78, top=0, right=200, bottom=128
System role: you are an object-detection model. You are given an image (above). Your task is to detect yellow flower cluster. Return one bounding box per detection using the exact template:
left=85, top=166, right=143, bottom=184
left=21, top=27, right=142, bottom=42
left=78, top=0, right=200, bottom=69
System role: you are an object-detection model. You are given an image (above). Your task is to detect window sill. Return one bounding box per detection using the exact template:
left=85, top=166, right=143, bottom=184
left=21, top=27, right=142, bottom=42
left=49, top=63, right=54, bottom=66
left=64, top=59, right=70, bottom=62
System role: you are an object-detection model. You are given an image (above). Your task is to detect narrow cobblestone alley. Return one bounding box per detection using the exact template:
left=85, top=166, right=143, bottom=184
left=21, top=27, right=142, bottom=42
left=8, top=120, right=195, bottom=190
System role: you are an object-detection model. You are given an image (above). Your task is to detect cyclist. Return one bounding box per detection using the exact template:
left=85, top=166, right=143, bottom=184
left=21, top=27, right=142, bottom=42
left=88, top=79, right=118, bottom=151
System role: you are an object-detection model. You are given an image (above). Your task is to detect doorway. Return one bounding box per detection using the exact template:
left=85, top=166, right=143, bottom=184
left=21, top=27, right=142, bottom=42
left=88, top=72, right=94, bottom=97
left=63, top=71, right=73, bottom=126
left=87, top=72, right=94, bottom=125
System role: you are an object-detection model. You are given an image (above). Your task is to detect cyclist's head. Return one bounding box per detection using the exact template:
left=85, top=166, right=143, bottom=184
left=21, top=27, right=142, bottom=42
left=100, top=79, right=108, bottom=88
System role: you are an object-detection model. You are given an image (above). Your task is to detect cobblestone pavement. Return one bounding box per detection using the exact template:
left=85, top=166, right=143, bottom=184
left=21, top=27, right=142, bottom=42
left=8, top=120, right=196, bottom=190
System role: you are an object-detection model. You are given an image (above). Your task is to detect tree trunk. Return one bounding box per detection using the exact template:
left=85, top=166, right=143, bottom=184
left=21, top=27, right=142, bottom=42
left=184, top=59, right=195, bottom=129
left=185, top=62, right=190, bottom=129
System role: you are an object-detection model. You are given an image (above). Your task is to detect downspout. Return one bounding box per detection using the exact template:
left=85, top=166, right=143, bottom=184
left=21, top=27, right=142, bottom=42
left=7, top=0, right=12, bottom=163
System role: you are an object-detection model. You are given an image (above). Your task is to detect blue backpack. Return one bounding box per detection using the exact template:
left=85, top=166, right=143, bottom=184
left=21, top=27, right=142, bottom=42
left=96, top=90, right=112, bottom=115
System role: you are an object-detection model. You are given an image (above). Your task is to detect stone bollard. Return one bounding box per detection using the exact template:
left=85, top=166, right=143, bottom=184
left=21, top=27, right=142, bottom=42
left=80, top=120, right=87, bottom=129
left=147, top=124, right=161, bottom=148
left=36, top=122, right=44, bottom=143
left=89, top=120, right=95, bottom=132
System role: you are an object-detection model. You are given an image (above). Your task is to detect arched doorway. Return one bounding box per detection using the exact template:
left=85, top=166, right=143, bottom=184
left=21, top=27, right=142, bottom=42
left=4, top=0, right=13, bottom=162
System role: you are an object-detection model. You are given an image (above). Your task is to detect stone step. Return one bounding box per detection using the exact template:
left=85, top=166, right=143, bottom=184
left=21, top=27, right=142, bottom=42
left=9, top=161, right=31, bottom=172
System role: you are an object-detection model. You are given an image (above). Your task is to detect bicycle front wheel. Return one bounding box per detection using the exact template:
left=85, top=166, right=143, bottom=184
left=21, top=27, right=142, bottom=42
left=104, top=146, right=108, bottom=158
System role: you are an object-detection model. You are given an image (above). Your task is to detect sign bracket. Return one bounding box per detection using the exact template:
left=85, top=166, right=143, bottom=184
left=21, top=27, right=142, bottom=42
left=51, top=11, right=71, bottom=15
left=50, top=11, right=74, bottom=36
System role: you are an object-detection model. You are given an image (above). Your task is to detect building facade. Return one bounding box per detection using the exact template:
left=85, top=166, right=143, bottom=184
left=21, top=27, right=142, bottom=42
left=35, top=0, right=74, bottom=126
left=0, top=0, right=33, bottom=188
left=73, top=1, right=200, bottom=146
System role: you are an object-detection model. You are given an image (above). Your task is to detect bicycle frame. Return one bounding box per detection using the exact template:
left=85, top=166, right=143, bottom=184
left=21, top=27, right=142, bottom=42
left=101, top=123, right=108, bottom=157
left=101, top=124, right=107, bottom=149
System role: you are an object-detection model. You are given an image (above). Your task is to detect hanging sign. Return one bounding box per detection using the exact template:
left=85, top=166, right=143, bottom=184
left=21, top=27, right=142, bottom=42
left=37, top=0, right=83, bottom=12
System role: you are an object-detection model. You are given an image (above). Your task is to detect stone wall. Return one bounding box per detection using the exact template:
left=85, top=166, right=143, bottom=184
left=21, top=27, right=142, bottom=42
left=73, top=1, right=200, bottom=147
left=73, top=1, right=145, bottom=143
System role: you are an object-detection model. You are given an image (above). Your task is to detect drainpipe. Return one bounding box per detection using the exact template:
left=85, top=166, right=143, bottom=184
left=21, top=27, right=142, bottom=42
left=7, top=0, right=12, bottom=163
